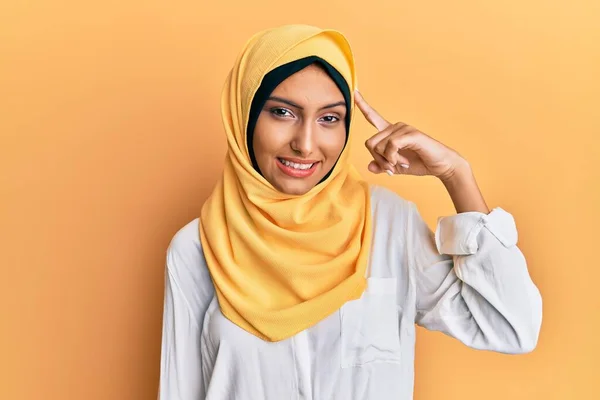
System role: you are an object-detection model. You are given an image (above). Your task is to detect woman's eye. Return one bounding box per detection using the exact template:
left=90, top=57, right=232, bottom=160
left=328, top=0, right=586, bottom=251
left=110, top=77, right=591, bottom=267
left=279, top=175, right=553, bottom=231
left=271, top=108, right=293, bottom=117
left=320, top=115, right=340, bottom=123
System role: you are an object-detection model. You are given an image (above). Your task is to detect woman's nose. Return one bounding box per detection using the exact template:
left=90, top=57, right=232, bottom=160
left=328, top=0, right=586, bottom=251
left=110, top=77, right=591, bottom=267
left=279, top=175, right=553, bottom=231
left=290, top=121, right=315, bottom=156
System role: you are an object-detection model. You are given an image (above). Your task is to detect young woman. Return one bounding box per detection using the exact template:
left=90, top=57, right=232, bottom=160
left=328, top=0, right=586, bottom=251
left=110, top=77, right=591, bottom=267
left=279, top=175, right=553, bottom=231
left=158, top=24, right=542, bottom=400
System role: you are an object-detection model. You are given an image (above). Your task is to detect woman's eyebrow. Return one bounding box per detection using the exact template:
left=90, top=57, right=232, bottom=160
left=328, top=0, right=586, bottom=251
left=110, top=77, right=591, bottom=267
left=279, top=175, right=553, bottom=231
left=319, top=101, right=346, bottom=111
left=267, top=96, right=346, bottom=111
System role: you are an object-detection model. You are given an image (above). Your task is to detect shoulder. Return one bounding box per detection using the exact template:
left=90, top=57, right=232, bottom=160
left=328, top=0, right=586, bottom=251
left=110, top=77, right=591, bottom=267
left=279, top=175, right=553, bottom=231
left=166, top=218, right=214, bottom=306
left=368, top=184, right=416, bottom=221
left=367, top=185, right=421, bottom=256
left=167, top=218, right=203, bottom=259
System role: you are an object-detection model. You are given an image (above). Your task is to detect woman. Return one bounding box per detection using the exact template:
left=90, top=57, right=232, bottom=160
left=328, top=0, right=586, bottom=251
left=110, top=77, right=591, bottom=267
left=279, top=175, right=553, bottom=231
left=159, top=24, right=542, bottom=399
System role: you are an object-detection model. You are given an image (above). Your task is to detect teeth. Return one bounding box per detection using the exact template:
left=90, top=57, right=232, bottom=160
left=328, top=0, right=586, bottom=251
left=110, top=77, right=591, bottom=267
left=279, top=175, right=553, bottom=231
left=279, top=158, right=314, bottom=170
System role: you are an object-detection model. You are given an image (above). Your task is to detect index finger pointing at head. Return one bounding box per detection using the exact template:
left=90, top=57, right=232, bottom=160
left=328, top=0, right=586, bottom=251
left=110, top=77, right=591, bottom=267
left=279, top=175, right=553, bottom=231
left=354, top=90, right=390, bottom=132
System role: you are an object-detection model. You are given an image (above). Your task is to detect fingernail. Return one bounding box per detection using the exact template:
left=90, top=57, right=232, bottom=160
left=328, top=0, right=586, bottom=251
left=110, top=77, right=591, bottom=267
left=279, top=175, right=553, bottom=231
left=385, top=169, right=394, bottom=176
left=400, top=163, right=410, bottom=169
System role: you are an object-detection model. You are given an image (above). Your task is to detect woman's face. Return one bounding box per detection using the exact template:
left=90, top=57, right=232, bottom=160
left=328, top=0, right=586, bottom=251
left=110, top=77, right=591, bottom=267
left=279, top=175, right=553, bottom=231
left=252, top=64, right=347, bottom=195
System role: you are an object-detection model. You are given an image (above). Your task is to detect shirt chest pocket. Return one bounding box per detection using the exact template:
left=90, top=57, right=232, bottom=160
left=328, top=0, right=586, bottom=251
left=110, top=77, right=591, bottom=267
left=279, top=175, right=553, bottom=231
left=340, top=277, right=402, bottom=368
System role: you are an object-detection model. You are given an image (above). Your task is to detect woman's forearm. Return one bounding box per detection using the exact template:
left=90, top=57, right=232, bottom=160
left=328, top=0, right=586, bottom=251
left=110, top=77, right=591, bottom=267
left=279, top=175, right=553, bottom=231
left=440, top=159, right=490, bottom=214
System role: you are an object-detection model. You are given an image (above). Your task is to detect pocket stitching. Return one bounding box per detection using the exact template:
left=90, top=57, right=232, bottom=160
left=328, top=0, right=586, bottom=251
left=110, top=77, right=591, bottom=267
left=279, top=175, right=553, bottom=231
left=340, top=277, right=402, bottom=368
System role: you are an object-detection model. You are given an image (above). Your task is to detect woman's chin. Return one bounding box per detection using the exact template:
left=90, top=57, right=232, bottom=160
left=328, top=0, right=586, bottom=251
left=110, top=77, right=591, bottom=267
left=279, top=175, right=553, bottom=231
left=275, top=180, right=315, bottom=196
left=271, top=172, right=324, bottom=195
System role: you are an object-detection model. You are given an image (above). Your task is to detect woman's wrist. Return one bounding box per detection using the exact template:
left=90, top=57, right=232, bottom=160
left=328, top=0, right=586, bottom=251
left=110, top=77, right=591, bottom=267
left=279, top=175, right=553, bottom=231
left=440, top=159, right=490, bottom=214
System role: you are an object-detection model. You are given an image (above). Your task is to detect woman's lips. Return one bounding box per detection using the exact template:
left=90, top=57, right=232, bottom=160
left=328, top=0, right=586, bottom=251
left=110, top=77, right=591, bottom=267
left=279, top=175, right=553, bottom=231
left=276, top=157, right=319, bottom=178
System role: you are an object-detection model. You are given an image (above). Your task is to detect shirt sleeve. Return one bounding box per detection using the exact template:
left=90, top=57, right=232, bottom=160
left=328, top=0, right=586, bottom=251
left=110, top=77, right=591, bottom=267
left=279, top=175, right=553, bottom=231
left=158, top=219, right=215, bottom=399
left=158, top=265, right=204, bottom=400
left=409, top=203, right=543, bottom=354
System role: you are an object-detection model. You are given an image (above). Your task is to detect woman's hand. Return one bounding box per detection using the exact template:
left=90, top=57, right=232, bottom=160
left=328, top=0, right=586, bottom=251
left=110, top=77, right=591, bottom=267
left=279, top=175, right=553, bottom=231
left=355, top=90, right=468, bottom=182
left=354, top=90, right=490, bottom=214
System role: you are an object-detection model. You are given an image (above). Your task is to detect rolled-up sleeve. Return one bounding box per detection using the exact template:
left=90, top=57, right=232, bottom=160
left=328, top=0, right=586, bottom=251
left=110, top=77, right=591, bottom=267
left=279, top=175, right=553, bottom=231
left=411, top=204, right=543, bottom=354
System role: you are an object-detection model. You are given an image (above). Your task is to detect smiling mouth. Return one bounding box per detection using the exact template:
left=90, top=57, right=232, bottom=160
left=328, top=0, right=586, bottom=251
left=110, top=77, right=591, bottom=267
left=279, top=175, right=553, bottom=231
left=277, top=158, right=316, bottom=170
left=276, top=157, right=320, bottom=178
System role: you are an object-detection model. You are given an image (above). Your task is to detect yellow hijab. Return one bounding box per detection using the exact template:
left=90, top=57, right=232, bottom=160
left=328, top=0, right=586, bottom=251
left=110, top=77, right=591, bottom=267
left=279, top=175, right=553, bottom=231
left=200, top=24, right=372, bottom=342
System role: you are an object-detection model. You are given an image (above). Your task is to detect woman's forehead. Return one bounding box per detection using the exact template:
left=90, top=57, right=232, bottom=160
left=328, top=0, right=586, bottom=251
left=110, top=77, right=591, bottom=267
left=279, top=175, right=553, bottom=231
left=269, top=65, right=345, bottom=104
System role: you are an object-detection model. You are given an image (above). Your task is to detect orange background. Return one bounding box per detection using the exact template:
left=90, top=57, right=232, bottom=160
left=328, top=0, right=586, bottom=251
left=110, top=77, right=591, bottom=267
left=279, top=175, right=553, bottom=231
left=1, top=1, right=599, bottom=399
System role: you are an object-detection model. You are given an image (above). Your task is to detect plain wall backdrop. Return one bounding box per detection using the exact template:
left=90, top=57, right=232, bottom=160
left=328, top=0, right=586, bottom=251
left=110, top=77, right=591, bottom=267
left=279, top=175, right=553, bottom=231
left=1, top=0, right=599, bottom=399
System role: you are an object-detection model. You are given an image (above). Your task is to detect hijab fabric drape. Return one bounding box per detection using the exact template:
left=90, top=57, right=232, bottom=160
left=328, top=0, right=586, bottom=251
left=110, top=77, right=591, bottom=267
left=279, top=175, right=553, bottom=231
left=200, top=24, right=372, bottom=342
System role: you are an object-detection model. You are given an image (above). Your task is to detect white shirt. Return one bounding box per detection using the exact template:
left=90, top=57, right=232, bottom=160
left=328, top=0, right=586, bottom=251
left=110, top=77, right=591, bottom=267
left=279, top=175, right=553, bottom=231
left=158, top=185, right=542, bottom=400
